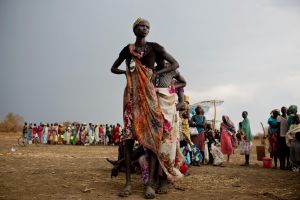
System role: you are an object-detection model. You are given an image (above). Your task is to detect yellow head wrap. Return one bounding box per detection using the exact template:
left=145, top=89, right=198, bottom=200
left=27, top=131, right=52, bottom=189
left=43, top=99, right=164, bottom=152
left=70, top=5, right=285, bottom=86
left=184, top=95, right=190, bottom=102
left=133, top=17, right=144, bottom=29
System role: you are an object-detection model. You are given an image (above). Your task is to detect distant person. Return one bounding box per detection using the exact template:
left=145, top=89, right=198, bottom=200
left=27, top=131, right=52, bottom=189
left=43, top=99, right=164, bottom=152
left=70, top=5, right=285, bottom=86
left=94, top=124, right=100, bottom=145
left=65, top=126, right=71, bottom=144
left=286, top=115, right=300, bottom=147
left=37, top=123, right=44, bottom=143
left=268, top=109, right=280, bottom=168
left=205, top=123, right=216, bottom=165
left=288, top=105, right=298, bottom=129
left=28, top=123, right=33, bottom=143
left=290, top=132, right=300, bottom=171
left=58, top=124, right=64, bottom=144
left=277, top=107, right=289, bottom=169
left=22, top=122, right=28, bottom=139
left=88, top=123, right=94, bottom=145
left=240, top=111, right=253, bottom=167
left=220, top=115, right=236, bottom=162
left=105, top=124, right=110, bottom=145
left=287, top=105, right=298, bottom=169
left=32, top=123, right=38, bottom=143
left=71, top=123, right=77, bottom=145
left=190, top=106, right=206, bottom=162
left=99, top=124, right=105, bottom=145
left=49, top=123, right=54, bottom=144
left=42, top=123, right=48, bottom=144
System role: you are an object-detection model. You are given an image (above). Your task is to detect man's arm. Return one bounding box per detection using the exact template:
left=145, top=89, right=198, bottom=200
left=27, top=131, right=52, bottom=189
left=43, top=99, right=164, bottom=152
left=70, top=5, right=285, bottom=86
left=111, top=56, right=126, bottom=74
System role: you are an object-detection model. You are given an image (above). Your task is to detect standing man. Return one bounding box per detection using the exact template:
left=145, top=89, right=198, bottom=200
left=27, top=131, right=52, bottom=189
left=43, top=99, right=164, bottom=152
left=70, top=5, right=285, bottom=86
left=111, top=18, right=179, bottom=198
left=277, top=107, right=289, bottom=169
left=241, top=111, right=253, bottom=166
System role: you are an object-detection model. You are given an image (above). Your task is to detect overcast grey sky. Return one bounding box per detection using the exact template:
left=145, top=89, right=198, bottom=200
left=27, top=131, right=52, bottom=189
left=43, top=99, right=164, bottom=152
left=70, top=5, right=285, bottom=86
left=0, top=0, right=299, bottom=134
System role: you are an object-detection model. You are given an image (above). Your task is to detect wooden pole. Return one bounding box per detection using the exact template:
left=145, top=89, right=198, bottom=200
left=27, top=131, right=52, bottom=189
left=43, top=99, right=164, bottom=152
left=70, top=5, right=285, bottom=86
left=213, top=100, right=216, bottom=131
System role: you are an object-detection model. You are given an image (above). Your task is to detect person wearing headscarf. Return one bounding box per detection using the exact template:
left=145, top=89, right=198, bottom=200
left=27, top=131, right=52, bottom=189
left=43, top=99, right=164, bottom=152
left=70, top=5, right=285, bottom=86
left=268, top=109, right=280, bottom=168
left=220, top=115, right=236, bottom=162
left=240, top=111, right=253, bottom=166
left=288, top=105, right=298, bottom=129
left=111, top=17, right=180, bottom=198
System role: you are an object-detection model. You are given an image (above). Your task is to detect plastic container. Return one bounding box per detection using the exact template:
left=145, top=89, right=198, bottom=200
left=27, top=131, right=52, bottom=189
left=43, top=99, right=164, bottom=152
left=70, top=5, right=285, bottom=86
left=262, top=157, right=272, bottom=168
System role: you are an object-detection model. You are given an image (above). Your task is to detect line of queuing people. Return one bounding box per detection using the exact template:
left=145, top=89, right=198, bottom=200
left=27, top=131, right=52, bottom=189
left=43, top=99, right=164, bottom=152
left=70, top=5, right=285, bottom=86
left=22, top=122, right=123, bottom=146
left=267, top=105, right=300, bottom=171
left=179, top=104, right=253, bottom=168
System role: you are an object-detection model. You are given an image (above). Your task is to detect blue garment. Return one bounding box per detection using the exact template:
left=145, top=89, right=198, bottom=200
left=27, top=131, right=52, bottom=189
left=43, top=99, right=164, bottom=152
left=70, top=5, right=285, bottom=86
left=192, top=115, right=205, bottom=132
left=288, top=115, right=296, bottom=129
left=191, top=143, right=203, bottom=163
left=28, top=128, right=32, bottom=141
left=180, top=147, right=191, bottom=165
left=268, top=117, right=279, bottom=133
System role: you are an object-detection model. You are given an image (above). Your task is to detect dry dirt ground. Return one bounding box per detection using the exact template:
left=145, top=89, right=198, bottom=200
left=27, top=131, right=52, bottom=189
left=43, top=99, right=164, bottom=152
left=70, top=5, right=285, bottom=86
left=0, top=132, right=299, bottom=200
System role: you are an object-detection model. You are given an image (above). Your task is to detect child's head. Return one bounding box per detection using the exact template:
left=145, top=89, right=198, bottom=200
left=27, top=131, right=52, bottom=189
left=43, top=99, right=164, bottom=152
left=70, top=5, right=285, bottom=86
left=206, top=123, right=212, bottom=130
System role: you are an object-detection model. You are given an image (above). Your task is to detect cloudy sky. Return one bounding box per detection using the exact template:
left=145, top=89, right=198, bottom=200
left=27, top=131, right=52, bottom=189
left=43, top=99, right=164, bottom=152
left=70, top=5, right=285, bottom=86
left=0, top=0, right=299, bottom=134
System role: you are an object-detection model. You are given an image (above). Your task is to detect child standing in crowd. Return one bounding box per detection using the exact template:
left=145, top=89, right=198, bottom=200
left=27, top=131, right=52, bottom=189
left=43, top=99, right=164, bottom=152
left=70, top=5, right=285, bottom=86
left=205, top=124, right=216, bottom=165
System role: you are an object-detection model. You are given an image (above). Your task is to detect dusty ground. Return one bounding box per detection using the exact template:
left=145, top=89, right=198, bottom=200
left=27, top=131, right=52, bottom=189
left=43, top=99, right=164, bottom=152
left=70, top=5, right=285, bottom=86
left=0, top=132, right=299, bottom=200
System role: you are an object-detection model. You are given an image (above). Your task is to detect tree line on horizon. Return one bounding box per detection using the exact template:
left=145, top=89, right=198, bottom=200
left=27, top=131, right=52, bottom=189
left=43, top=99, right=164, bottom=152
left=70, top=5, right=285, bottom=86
left=0, top=112, right=24, bottom=132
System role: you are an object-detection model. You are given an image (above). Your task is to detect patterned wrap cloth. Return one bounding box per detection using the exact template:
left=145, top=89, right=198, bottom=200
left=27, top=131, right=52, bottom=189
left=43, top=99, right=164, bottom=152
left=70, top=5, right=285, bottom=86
left=122, top=44, right=184, bottom=181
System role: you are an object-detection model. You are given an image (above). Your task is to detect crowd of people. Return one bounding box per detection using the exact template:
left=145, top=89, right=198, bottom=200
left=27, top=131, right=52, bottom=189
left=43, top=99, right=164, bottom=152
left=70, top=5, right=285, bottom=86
left=180, top=104, right=300, bottom=172
left=267, top=105, right=300, bottom=171
left=178, top=102, right=253, bottom=168
left=22, top=122, right=123, bottom=146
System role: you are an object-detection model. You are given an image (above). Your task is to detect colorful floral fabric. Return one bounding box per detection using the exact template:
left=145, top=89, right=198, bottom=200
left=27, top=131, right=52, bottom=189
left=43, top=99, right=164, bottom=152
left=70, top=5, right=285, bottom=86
left=156, top=87, right=184, bottom=181
left=122, top=44, right=164, bottom=156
